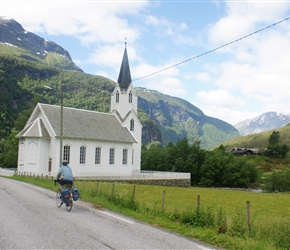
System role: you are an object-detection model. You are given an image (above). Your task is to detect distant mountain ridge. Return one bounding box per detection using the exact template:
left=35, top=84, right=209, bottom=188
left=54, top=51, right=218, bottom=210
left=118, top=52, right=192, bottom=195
left=235, top=111, right=290, bottom=136
left=0, top=16, right=82, bottom=72
left=136, top=88, right=239, bottom=149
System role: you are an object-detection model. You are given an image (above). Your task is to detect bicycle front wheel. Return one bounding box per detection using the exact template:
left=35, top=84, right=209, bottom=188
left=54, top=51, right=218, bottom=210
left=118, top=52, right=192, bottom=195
left=56, top=190, right=63, bottom=208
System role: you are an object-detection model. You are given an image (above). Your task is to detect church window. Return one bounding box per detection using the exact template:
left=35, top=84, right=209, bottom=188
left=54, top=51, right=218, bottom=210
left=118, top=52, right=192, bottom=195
left=129, top=91, right=132, bottom=103
left=122, top=149, right=128, bottom=165
left=95, top=147, right=101, bottom=164
left=130, top=119, right=134, bottom=131
left=109, top=148, right=115, bottom=164
left=116, top=91, right=119, bottom=103
left=132, top=149, right=134, bottom=165
left=80, top=146, right=86, bottom=164
left=63, top=145, right=70, bottom=163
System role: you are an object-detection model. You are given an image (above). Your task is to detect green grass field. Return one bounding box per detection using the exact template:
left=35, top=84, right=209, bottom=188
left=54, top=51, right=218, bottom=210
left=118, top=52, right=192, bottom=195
left=8, top=176, right=290, bottom=250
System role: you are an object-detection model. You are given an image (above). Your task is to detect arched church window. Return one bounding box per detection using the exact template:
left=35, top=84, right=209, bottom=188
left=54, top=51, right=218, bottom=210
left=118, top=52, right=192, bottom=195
left=63, top=145, right=70, bottom=163
left=79, top=146, right=86, bottom=164
left=116, top=91, right=119, bottom=103
left=130, top=119, right=134, bottom=131
left=122, top=148, right=128, bottom=165
left=95, top=147, right=101, bottom=164
left=129, top=91, right=132, bottom=103
left=109, top=148, right=115, bottom=164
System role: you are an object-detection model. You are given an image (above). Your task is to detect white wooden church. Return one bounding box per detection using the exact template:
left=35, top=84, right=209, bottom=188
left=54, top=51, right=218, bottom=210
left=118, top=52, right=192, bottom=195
left=16, top=45, right=142, bottom=177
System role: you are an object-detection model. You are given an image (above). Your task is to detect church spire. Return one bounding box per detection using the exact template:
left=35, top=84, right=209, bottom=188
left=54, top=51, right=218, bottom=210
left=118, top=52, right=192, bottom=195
left=117, top=43, right=132, bottom=91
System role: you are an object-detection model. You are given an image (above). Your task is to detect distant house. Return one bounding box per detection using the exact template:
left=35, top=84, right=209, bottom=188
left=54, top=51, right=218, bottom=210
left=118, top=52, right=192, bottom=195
left=16, top=45, right=142, bottom=178
left=231, top=148, right=258, bottom=156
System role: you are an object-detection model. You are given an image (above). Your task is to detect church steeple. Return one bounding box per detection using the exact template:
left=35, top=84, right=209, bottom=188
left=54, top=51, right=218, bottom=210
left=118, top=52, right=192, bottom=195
left=111, top=42, right=137, bottom=117
left=117, top=44, right=132, bottom=91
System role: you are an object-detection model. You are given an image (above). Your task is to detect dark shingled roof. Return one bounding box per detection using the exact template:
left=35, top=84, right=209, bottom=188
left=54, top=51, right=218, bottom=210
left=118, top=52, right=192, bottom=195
left=18, top=103, right=137, bottom=144
left=117, top=46, right=132, bottom=91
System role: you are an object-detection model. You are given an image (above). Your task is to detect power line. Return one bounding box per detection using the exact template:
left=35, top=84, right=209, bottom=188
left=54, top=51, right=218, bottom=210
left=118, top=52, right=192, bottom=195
left=133, top=16, right=290, bottom=82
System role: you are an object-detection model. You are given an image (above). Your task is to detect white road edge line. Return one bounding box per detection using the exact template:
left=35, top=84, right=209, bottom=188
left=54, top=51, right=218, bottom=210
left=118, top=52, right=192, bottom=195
left=98, top=210, right=135, bottom=224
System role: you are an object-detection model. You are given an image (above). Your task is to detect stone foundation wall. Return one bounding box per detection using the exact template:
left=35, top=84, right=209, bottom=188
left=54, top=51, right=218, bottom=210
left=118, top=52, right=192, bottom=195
left=83, top=178, right=191, bottom=188
left=14, top=171, right=191, bottom=188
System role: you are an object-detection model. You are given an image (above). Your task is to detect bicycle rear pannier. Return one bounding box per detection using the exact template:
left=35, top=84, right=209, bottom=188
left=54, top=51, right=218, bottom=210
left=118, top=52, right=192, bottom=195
left=61, top=188, right=70, bottom=203
left=72, top=187, right=79, bottom=201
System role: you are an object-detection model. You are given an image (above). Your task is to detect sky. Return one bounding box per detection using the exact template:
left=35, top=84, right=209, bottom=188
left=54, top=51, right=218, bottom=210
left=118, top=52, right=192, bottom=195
left=1, top=0, right=290, bottom=126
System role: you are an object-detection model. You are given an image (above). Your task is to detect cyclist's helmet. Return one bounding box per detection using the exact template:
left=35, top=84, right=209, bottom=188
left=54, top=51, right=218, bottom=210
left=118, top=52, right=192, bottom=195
left=62, top=160, right=68, bottom=166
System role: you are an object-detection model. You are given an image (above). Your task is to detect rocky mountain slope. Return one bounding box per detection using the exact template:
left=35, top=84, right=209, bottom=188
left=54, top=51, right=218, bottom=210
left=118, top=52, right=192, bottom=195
left=0, top=16, right=82, bottom=72
left=0, top=16, right=241, bottom=149
left=136, top=88, right=239, bottom=148
left=235, top=112, right=290, bottom=136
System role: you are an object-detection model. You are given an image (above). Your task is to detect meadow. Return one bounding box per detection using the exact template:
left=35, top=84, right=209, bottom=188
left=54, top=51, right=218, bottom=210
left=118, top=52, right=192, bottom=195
left=9, top=176, right=290, bottom=250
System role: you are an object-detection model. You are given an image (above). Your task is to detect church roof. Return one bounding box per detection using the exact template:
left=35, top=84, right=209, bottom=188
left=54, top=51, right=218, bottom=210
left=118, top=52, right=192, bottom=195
left=117, top=46, right=132, bottom=91
left=17, top=103, right=137, bottom=144
left=17, top=118, right=50, bottom=138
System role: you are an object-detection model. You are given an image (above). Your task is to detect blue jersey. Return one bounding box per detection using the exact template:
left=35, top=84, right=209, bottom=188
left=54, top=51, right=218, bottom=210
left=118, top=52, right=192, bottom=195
left=56, top=165, right=74, bottom=181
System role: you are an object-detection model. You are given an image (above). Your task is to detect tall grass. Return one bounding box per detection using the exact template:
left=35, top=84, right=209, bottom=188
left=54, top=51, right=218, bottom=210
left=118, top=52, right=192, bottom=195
left=9, top=176, right=290, bottom=250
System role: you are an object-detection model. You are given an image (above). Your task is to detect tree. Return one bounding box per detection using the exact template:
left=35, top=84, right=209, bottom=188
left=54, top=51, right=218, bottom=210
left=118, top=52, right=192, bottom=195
left=199, top=148, right=258, bottom=188
left=199, top=150, right=228, bottom=187
left=0, top=107, right=33, bottom=168
left=141, top=137, right=259, bottom=188
left=187, top=141, right=206, bottom=186
left=263, top=169, right=290, bottom=192
left=266, top=131, right=289, bottom=158
left=175, top=137, right=191, bottom=162
left=269, top=131, right=280, bottom=145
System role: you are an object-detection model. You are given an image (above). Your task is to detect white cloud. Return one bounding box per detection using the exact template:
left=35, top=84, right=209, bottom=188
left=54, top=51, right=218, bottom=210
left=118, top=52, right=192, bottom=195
left=144, top=15, right=195, bottom=46
left=133, top=62, right=186, bottom=97
left=194, top=72, right=211, bottom=83
left=213, top=31, right=290, bottom=99
left=197, top=103, right=260, bottom=126
left=1, top=1, right=148, bottom=44
left=196, top=89, right=245, bottom=108
left=201, top=1, right=290, bottom=125
left=193, top=89, right=265, bottom=125
left=88, top=44, right=138, bottom=68
left=209, top=1, right=290, bottom=45
left=150, top=77, right=186, bottom=97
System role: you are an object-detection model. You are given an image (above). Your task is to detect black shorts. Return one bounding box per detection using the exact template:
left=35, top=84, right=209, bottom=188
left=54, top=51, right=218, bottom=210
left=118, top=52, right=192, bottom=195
left=57, top=179, right=73, bottom=187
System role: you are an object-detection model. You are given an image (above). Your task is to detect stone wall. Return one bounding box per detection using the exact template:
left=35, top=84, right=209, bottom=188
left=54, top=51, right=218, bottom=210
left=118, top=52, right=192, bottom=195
left=14, top=171, right=192, bottom=188
left=76, top=178, right=191, bottom=188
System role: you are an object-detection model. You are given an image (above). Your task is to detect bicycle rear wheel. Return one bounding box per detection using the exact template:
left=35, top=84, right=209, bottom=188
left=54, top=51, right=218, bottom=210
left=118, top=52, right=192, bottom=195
left=56, top=189, right=63, bottom=208
left=66, top=199, right=73, bottom=212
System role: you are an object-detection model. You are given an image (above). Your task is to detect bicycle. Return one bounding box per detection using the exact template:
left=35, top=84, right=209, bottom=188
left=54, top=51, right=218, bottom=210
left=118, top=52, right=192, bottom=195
left=55, top=181, right=73, bottom=212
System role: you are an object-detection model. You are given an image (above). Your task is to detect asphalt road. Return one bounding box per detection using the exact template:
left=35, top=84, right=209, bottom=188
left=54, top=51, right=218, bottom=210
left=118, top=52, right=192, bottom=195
left=0, top=177, right=222, bottom=249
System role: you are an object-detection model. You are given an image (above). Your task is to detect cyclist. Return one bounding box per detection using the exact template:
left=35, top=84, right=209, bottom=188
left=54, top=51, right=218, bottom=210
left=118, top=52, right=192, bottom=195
left=55, top=160, right=74, bottom=190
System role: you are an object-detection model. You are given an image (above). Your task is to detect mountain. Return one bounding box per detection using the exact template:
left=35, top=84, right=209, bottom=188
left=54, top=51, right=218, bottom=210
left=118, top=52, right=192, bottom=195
left=0, top=16, right=82, bottom=72
left=0, top=17, right=240, bottom=150
left=136, top=88, right=239, bottom=149
left=221, top=122, right=290, bottom=152
left=235, top=112, right=290, bottom=136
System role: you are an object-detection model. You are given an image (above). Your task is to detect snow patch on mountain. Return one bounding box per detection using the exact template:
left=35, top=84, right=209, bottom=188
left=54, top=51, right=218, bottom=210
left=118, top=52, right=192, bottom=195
left=235, top=112, right=290, bottom=135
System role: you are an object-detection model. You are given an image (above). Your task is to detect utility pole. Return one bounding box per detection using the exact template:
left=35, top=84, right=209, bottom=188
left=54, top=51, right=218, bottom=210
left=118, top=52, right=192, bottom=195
left=60, top=90, right=64, bottom=168
left=44, top=85, right=64, bottom=169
